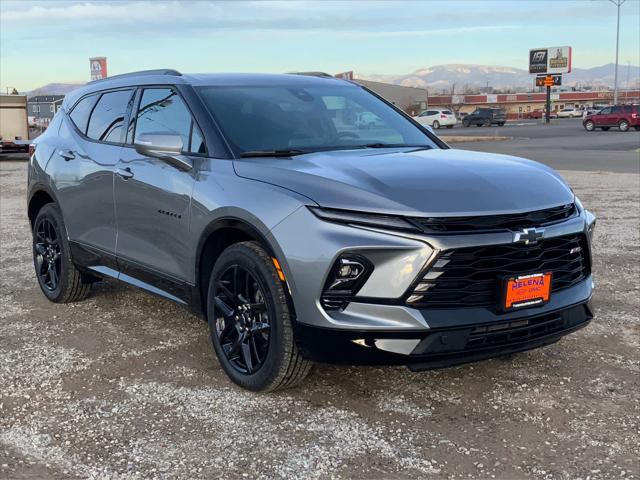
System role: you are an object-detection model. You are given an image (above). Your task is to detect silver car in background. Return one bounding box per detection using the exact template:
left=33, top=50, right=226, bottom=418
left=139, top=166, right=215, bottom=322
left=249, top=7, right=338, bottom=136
left=28, top=70, right=595, bottom=391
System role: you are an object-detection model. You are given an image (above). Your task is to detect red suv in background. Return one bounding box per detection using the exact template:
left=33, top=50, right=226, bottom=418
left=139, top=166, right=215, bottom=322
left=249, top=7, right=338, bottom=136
left=583, top=104, right=639, bottom=132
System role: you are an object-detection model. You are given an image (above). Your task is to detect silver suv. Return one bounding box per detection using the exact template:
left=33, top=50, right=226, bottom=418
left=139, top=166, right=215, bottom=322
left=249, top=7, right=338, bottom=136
left=28, top=70, right=596, bottom=391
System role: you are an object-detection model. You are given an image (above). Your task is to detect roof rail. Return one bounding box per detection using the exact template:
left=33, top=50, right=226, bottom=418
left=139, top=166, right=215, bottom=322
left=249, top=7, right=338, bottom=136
left=289, top=71, right=335, bottom=79
left=87, top=69, right=182, bottom=84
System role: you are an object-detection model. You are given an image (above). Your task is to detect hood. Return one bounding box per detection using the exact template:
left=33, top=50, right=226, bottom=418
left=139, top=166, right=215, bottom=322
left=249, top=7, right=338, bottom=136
left=233, top=148, right=574, bottom=216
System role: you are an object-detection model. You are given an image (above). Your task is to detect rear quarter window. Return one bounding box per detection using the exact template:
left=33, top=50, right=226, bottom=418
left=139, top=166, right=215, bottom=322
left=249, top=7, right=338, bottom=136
left=86, top=90, right=134, bottom=143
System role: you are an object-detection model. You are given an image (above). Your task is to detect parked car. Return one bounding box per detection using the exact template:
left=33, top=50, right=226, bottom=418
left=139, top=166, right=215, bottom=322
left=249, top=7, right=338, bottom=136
left=583, top=104, right=639, bottom=132
left=462, top=107, right=506, bottom=127
left=28, top=70, right=596, bottom=391
left=355, top=111, right=384, bottom=129
left=557, top=107, right=582, bottom=118
left=528, top=109, right=557, bottom=120
left=413, top=108, right=457, bottom=129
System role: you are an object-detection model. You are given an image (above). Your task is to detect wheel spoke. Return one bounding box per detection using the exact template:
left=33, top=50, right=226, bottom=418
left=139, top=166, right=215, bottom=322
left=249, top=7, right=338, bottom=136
left=214, top=296, right=235, bottom=318
left=241, top=342, right=253, bottom=372
left=48, top=263, right=58, bottom=288
left=216, top=281, right=238, bottom=307
left=35, top=243, right=47, bottom=255
left=251, top=322, right=270, bottom=333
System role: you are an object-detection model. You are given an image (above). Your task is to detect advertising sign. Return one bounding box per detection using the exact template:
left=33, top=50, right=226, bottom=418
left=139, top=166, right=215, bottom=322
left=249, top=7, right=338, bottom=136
left=90, top=57, right=108, bottom=81
left=536, top=75, right=562, bottom=87
left=529, top=47, right=571, bottom=74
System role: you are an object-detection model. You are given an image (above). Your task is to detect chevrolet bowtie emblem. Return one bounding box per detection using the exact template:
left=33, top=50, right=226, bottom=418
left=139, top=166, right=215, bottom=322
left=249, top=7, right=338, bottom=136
left=513, top=227, right=545, bottom=245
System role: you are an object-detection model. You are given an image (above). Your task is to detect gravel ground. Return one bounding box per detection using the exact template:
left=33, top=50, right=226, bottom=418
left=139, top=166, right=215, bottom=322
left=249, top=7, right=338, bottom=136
left=1, top=160, right=638, bottom=479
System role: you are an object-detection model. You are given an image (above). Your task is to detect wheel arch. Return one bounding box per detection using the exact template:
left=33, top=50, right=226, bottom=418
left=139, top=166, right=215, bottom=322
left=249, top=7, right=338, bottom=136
left=28, top=184, right=59, bottom=228
left=194, top=215, right=289, bottom=318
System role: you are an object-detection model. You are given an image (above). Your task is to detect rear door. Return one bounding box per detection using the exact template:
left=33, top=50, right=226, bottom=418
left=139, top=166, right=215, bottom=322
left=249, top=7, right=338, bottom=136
left=52, top=88, right=134, bottom=261
left=114, top=87, right=207, bottom=289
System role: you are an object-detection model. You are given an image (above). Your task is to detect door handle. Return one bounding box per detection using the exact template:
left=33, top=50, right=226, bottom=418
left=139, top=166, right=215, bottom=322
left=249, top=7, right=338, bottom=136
left=116, top=167, right=134, bottom=180
left=58, top=150, right=75, bottom=161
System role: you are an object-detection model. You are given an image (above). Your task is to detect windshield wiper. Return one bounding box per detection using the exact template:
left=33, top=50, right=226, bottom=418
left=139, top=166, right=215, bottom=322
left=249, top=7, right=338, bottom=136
left=240, top=149, right=308, bottom=158
left=359, top=143, right=433, bottom=150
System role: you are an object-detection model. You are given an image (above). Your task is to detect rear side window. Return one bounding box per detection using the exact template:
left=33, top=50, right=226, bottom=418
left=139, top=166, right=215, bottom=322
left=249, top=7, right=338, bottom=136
left=611, top=106, right=622, bottom=113
left=133, top=88, right=204, bottom=154
left=86, top=90, right=133, bottom=143
left=69, top=94, right=99, bottom=134
left=442, top=110, right=453, bottom=115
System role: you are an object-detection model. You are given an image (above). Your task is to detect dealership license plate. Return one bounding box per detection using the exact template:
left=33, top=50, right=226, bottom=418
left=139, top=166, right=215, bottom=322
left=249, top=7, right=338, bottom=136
left=503, top=272, right=552, bottom=310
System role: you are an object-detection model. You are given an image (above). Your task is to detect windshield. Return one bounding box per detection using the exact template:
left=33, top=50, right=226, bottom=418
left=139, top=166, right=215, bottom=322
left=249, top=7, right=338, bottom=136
left=197, top=84, right=438, bottom=156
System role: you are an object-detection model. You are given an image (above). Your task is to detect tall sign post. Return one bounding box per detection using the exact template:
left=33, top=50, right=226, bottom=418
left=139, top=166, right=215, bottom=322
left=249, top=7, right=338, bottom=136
left=529, top=46, right=571, bottom=124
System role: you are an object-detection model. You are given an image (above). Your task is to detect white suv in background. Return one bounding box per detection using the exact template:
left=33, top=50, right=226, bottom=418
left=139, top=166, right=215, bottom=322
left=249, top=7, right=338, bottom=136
left=413, top=108, right=457, bottom=129
left=557, top=107, right=582, bottom=118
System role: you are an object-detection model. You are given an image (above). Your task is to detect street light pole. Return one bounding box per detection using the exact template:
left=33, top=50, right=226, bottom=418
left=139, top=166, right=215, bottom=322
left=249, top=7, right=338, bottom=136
left=610, top=0, right=626, bottom=105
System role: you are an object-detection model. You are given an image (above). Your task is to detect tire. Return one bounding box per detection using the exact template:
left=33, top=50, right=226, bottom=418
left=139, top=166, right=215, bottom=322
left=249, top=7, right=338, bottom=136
left=634, top=126, right=640, bottom=131
left=462, top=120, right=470, bottom=127
left=446, top=125, right=454, bottom=129
left=584, top=120, right=595, bottom=131
left=432, top=120, right=440, bottom=129
left=206, top=241, right=312, bottom=392
left=602, top=127, right=610, bottom=131
left=497, top=122, right=505, bottom=126
left=618, top=120, right=629, bottom=132
left=483, top=119, right=491, bottom=127
left=32, top=204, right=91, bottom=303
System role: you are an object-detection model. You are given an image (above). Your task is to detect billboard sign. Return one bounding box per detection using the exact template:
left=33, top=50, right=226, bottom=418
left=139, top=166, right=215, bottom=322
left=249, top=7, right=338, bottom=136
left=90, top=57, right=108, bottom=81
left=529, top=47, right=571, bottom=74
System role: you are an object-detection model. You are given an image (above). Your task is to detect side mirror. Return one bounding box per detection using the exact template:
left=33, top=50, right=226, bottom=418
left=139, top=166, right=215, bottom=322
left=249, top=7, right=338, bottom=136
left=134, top=132, right=193, bottom=171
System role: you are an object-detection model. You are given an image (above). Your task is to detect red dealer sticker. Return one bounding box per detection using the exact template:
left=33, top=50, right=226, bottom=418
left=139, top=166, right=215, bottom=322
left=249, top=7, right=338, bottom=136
left=504, top=273, right=552, bottom=310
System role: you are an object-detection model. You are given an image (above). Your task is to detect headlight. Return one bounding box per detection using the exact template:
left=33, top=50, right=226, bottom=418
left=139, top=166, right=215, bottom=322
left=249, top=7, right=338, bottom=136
left=308, top=207, right=420, bottom=232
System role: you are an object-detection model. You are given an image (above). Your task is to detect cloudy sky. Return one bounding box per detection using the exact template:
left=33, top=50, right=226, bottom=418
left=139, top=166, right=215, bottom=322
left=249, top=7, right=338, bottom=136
left=2, top=0, right=639, bottom=91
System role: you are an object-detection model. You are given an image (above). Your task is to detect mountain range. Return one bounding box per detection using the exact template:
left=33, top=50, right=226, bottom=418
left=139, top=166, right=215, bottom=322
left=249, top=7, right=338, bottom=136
left=21, top=63, right=640, bottom=96
left=358, top=63, right=640, bottom=93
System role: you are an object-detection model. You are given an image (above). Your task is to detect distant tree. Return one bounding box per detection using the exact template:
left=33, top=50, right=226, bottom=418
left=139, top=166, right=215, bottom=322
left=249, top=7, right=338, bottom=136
left=10, top=88, right=19, bottom=95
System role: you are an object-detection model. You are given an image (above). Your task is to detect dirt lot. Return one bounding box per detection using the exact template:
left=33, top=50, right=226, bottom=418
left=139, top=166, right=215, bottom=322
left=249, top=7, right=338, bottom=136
left=1, top=160, right=638, bottom=479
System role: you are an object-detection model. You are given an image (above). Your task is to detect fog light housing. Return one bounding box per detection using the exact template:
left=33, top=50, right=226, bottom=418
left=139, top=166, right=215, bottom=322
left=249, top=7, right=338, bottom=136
left=321, top=254, right=373, bottom=311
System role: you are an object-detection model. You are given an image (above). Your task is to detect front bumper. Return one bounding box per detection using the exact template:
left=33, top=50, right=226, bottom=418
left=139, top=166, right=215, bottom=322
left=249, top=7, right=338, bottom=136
left=294, top=299, right=593, bottom=367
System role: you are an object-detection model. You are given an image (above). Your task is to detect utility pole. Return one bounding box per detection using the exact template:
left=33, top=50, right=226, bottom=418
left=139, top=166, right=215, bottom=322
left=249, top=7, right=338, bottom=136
left=610, top=0, right=626, bottom=105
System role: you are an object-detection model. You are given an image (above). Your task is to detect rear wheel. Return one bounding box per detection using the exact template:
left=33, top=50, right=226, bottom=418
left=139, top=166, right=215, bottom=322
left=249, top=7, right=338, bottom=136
left=432, top=120, right=440, bottom=129
left=206, top=241, right=312, bottom=392
left=618, top=120, right=630, bottom=132
left=584, top=120, right=595, bottom=131
left=32, top=204, right=91, bottom=303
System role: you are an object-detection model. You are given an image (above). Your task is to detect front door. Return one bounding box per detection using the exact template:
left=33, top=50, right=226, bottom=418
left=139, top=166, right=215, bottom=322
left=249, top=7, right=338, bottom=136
left=594, top=107, right=612, bottom=126
left=114, top=87, right=206, bottom=291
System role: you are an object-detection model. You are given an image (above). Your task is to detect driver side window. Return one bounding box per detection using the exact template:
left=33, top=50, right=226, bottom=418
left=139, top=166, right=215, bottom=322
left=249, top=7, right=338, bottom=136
left=131, top=88, right=206, bottom=154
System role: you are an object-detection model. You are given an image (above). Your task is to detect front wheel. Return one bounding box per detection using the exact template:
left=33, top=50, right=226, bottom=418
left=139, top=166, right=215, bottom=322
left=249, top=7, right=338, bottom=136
left=619, top=120, right=630, bottom=132
left=32, top=204, right=91, bottom=303
left=207, top=241, right=312, bottom=392
left=584, top=120, right=595, bottom=131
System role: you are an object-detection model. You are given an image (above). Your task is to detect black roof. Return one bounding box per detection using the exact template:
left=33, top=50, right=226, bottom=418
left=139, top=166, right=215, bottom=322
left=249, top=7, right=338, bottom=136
left=28, top=95, right=65, bottom=103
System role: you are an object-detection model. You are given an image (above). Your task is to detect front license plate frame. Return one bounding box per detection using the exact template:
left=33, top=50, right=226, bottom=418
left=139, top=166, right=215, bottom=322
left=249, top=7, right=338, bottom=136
left=502, top=272, right=552, bottom=311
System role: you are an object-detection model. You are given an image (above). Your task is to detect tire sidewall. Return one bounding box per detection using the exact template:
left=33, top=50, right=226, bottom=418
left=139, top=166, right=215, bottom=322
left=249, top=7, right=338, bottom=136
left=32, top=204, right=69, bottom=301
left=206, top=244, right=288, bottom=391
left=585, top=121, right=594, bottom=131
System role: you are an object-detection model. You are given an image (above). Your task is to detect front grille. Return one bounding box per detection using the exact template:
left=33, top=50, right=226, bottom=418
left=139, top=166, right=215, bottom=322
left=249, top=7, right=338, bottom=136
left=409, top=203, right=575, bottom=233
left=406, top=233, right=590, bottom=309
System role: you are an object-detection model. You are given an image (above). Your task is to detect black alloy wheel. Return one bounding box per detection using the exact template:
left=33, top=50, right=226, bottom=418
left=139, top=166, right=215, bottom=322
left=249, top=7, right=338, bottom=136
left=34, top=218, right=61, bottom=291
left=212, top=264, right=271, bottom=374
left=207, top=241, right=311, bottom=391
